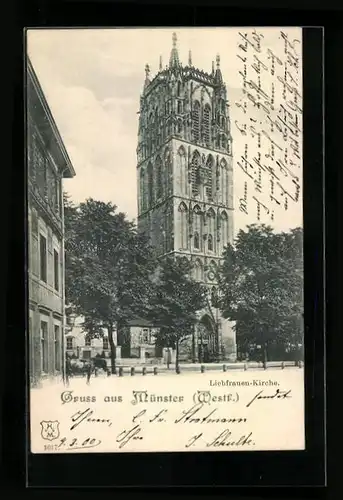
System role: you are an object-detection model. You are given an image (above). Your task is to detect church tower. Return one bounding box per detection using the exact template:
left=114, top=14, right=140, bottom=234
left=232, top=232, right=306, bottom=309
left=136, top=33, right=236, bottom=361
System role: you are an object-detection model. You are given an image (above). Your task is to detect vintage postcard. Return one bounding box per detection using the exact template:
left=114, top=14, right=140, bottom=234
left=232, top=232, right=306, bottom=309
left=27, top=27, right=304, bottom=454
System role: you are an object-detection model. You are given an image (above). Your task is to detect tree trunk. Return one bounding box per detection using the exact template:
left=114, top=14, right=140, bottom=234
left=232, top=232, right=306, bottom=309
left=175, top=338, right=180, bottom=374
left=263, top=342, right=268, bottom=369
left=108, top=322, right=116, bottom=375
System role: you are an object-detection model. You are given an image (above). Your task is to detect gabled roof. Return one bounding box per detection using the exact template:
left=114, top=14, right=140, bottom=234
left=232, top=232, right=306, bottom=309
left=27, top=56, right=76, bottom=179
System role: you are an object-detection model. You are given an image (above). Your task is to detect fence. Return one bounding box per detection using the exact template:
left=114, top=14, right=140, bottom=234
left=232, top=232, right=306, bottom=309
left=103, top=360, right=303, bottom=376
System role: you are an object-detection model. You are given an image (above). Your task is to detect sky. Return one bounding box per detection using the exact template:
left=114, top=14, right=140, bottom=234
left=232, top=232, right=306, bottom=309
left=27, top=27, right=303, bottom=234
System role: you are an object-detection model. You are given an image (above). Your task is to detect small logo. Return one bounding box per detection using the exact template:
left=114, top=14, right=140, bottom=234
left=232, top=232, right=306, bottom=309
left=40, top=420, right=60, bottom=441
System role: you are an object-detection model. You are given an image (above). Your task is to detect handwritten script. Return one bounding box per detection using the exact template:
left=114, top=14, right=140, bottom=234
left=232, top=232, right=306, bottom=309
left=58, top=388, right=293, bottom=451
left=235, top=28, right=302, bottom=225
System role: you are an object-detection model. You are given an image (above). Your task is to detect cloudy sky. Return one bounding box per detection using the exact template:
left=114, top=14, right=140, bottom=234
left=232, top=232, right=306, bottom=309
left=27, top=27, right=302, bottom=234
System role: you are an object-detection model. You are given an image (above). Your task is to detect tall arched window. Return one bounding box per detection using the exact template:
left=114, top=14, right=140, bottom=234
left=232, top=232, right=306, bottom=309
left=208, top=234, right=213, bottom=251
left=220, top=159, right=228, bottom=205
left=211, top=287, right=218, bottom=306
left=164, top=148, right=172, bottom=195
left=205, top=155, right=214, bottom=200
left=192, top=101, right=200, bottom=142
left=207, top=208, right=215, bottom=252
left=177, top=146, right=187, bottom=195
left=140, top=168, right=146, bottom=211
left=178, top=202, right=188, bottom=249
left=177, top=101, right=182, bottom=114
left=194, top=232, right=200, bottom=249
left=193, top=205, right=202, bottom=250
left=203, top=104, right=211, bottom=145
left=147, top=163, right=154, bottom=207
left=191, top=151, right=201, bottom=197
left=194, top=259, right=203, bottom=281
left=155, top=156, right=163, bottom=199
left=177, top=81, right=181, bottom=96
left=221, top=211, right=229, bottom=250
left=177, top=119, right=182, bottom=134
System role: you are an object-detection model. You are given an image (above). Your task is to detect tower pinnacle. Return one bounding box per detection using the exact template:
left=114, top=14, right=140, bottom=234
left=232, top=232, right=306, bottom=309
left=144, top=63, right=151, bottom=87
left=215, top=54, right=223, bottom=84
left=169, top=32, right=180, bottom=67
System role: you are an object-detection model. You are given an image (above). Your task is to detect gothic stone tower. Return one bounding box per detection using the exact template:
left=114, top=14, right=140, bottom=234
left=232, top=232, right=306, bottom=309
left=137, top=33, right=236, bottom=362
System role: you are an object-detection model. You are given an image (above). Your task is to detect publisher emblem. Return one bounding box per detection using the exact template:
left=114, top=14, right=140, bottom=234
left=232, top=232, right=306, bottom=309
left=40, top=420, right=60, bottom=441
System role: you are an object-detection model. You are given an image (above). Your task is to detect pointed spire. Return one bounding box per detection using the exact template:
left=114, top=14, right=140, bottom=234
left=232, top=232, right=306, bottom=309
left=169, top=32, right=180, bottom=68
left=144, top=63, right=151, bottom=87
left=212, top=60, right=215, bottom=74
left=214, top=53, right=223, bottom=84
left=159, top=55, right=162, bottom=71
left=216, top=54, right=220, bottom=68
left=188, top=50, right=192, bottom=66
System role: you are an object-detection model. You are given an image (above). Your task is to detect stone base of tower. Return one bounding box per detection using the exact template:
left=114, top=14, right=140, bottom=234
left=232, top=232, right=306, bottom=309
left=178, top=307, right=237, bottom=363
left=219, top=317, right=237, bottom=362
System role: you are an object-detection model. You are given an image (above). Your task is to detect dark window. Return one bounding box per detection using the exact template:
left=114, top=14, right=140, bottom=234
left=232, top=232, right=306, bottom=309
left=83, top=350, right=91, bottom=359
left=177, top=81, right=181, bottom=96
left=103, top=337, right=109, bottom=350
left=192, top=101, right=200, bottom=142
left=177, top=101, right=182, bottom=114
left=203, top=105, right=211, bottom=145
left=41, top=321, right=48, bottom=372
left=54, top=325, right=60, bottom=371
left=54, top=249, right=59, bottom=291
left=194, top=232, right=200, bottom=249
left=31, top=211, right=38, bottom=234
left=66, top=337, right=73, bottom=350
left=147, top=164, right=154, bottom=206
left=206, top=156, right=213, bottom=199
left=191, top=152, right=201, bottom=197
left=85, top=336, right=91, bottom=347
left=208, top=234, right=213, bottom=251
left=40, top=234, right=47, bottom=283
left=156, top=158, right=163, bottom=199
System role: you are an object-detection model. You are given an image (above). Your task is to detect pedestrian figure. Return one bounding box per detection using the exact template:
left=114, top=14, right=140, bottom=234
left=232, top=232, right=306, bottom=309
left=86, top=359, right=93, bottom=385
left=65, top=356, right=72, bottom=387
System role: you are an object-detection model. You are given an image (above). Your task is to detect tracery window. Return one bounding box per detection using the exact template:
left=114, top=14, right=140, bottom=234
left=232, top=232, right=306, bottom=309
left=205, top=155, right=214, bottom=200
left=191, top=151, right=201, bottom=197
left=177, top=146, right=187, bottom=195
left=192, top=101, right=200, bottom=142
left=155, top=156, right=163, bottom=199
left=178, top=202, right=188, bottom=249
left=194, top=259, right=203, bottom=281
left=147, top=163, right=154, bottom=207
left=208, top=234, right=213, bottom=251
left=177, top=81, right=181, bottom=96
left=203, top=104, right=211, bottom=145
left=194, top=231, right=200, bottom=249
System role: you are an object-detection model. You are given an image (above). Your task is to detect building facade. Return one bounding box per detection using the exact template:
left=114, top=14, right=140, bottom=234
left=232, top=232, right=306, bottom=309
left=65, top=316, right=112, bottom=360
left=136, top=33, right=236, bottom=362
left=27, top=58, right=76, bottom=386
left=65, top=316, right=162, bottom=364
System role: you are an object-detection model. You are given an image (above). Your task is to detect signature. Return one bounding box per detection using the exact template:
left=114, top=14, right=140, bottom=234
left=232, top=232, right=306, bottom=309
left=186, top=429, right=255, bottom=448
left=70, top=408, right=112, bottom=431
left=246, top=388, right=292, bottom=408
